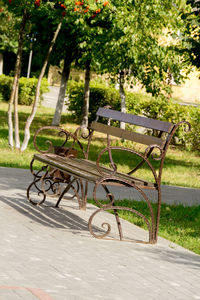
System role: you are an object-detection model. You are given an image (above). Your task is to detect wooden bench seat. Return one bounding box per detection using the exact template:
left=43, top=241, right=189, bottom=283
left=34, top=153, right=157, bottom=188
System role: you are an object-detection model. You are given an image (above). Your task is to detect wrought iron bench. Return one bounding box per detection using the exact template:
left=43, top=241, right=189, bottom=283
left=27, top=106, right=190, bottom=244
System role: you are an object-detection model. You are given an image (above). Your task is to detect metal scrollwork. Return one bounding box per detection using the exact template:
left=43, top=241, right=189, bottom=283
left=177, top=120, right=191, bottom=133
left=74, top=126, right=93, bottom=140
left=144, top=145, right=164, bottom=161
left=89, top=177, right=156, bottom=243
left=33, top=126, right=72, bottom=154
left=93, top=180, right=115, bottom=208
left=96, top=146, right=159, bottom=186
left=88, top=206, right=153, bottom=243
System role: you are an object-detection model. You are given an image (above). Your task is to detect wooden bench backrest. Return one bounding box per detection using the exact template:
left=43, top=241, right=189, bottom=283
left=90, top=107, right=174, bottom=149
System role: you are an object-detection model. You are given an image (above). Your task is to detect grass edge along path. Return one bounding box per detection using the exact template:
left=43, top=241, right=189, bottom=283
left=88, top=199, right=200, bottom=255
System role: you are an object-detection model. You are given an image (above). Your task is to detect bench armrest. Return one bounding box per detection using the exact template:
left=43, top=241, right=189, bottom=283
left=33, top=126, right=74, bottom=154
left=33, top=125, right=93, bottom=159
left=95, top=145, right=163, bottom=185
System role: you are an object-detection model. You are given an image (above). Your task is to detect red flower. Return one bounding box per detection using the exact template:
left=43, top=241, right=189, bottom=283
left=103, top=1, right=108, bottom=6
left=35, top=0, right=40, bottom=7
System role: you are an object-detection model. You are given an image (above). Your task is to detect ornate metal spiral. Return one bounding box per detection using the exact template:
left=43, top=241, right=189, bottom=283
left=144, top=145, right=164, bottom=161
left=93, top=179, right=115, bottom=208
left=27, top=178, right=46, bottom=206
left=96, top=146, right=159, bottom=186
left=177, top=120, right=191, bottom=133
left=88, top=206, right=153, bottom=243
left=33, top=126, right=72, bottom=154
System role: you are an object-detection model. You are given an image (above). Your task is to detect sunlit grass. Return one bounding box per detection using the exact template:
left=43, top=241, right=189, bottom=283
left=88, top=198, right=200, bottom=255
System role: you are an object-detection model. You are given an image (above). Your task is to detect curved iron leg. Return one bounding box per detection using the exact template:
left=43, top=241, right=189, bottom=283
left=55, top=177, right=77, bottom=208
left=102, top=184, right=123, bottom=241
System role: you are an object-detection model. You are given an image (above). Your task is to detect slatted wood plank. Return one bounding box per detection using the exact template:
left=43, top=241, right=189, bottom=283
left=91, top=121, right=165, bottom=147
left=34, top=154, right=156, bottom=188
left=96, top=107, right=174, bottom=133
left=35, top=154, right=100, bottom=182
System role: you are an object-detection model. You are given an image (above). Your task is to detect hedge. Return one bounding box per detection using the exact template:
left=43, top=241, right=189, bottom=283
left=67, top=80, right=200, bottom=152
left=0, top=75, right=49, bottom=105
left=67, top=80, right=121, bottom=123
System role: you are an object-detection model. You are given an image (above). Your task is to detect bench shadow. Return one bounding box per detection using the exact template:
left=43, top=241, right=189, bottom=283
left=0, top=193, right=102, bottom=238
left=0, top=193, right=200, bottom=271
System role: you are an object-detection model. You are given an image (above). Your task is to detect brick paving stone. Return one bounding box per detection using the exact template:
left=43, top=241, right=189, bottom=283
left=0, top=167, right=200, bottom=300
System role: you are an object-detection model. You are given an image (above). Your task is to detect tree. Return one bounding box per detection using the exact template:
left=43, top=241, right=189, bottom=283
left=7, top=5, right=30, bottom=149
left=49, top=12, right=83, bottom=126
left=0, top=1, right=18, bottom=74
left=181, top=0, right=200, bottom=69
left=21, top=17, right=64, bottom=151
left=51, top=53, right=72, bottom=126
left=81, top=59, right=91, bottom=128
left=119, top=70, right=126, bottom=129
left=72, top=1, right=111, bottom=127
left=50, top=0, right=110, bottom=127
left=7, top=0, right=109, bottom=150
left=94, top=0, right=191, bottom=99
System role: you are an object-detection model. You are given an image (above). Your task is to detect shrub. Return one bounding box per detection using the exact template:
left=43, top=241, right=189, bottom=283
left=0, top=75, right=49, bottom=105
left=66, top=79, right=199, bottom=152
left=185, top=107, right=200, bottom=151
left=0, top=75, right=12, bottom=101
left=67, top=80, right=120, bottom=123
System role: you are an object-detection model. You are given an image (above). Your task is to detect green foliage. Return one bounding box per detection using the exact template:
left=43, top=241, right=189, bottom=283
left=0, top=75, right=49, bottom=105
left=181, top=0, right=200, bottom=69
left=67, top=80, right=199, bottom=151
left=0, top=74, right=13, bottom=101
left=127, top=95, right=199, bottom=151
left=185, top=107, right=200, bottom=151
left=92, top=0, right=191, bottom=97
left=0, top=2, right=18, bottom=53
left=67, top=80, right=121, bottom=123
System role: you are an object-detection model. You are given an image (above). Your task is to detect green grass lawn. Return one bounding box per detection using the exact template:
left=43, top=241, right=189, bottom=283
left=88, top=199, right=200, bottom=255
left=0, top=102, right=199, bottom=188
left=0, top=102, right=200, bottom=255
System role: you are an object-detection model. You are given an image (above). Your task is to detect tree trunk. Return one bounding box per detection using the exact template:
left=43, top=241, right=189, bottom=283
left=119, top=70, right=126, bottom=130
left=0, top=53, right=3, bottom=75
left=52, top=55, right=71, bottom=126
left=8, top=9, right=27, bottom=148
left=21, top=19, right=63, bottom=152
left=81, top=59, right=91, bottom=128
left=14, top=83, right=20, bottom=149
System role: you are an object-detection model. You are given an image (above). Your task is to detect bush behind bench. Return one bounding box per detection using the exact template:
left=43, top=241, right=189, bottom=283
left=67, top=80, right=200, bottom=152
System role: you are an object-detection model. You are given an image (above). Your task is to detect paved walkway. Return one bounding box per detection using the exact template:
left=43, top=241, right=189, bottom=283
left=0, top=166, right=200, bottom=300
left=42, top=86, right=68, bottom=113
left=43, top=86, right=200, bottom=112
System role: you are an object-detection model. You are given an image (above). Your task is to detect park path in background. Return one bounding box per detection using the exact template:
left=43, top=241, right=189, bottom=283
left=43, top=85, right=200, bottom=109
left=42, top=85, right=68, bottom=112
